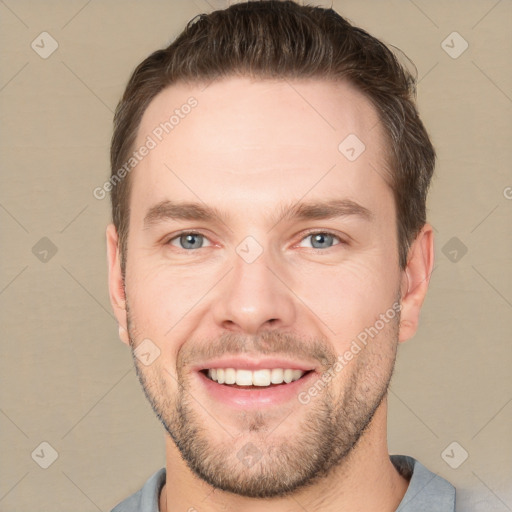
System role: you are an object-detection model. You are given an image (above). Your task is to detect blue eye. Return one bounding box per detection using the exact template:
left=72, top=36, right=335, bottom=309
left=299, top=232, right=341, bottom=250
left=166, top=231, right=343, bottom=252
left=168, top=232, right=211, bottom=250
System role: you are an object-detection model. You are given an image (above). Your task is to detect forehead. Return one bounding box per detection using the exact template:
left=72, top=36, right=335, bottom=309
left=130, top=77, right=392, bottom=223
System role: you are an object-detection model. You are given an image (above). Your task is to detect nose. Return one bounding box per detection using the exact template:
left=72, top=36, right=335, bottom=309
left=211, top=247, right=297, bottom=335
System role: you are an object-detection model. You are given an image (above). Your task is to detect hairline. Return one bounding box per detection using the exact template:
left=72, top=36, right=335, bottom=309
left=117, top=75, right=402, bottom=276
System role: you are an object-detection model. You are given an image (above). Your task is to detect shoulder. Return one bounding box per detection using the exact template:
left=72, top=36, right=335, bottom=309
left=391, top=455, right=455, bottom=512
left=111, top=468, right=166, bottom=512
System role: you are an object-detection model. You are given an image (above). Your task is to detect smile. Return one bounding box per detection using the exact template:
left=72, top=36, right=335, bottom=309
left=203, top=368, right=307, bottom=387
left=194, top=357, right=318, bottom=407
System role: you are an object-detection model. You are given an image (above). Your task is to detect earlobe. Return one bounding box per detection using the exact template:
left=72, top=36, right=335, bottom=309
left=398, top=224, right=434, bottom=343
left=106, top=224, right=129, bottom=345
left=118, top=324, right=130, bottom=345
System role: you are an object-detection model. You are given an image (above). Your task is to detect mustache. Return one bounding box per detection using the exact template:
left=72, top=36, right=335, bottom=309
left=178, top=330, right=337, bottom=369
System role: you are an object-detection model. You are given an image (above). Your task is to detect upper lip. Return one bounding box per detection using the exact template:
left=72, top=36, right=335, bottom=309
left=193, top=355, right=318, bottom=372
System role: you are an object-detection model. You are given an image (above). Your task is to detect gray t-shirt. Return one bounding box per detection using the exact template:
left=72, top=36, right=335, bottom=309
left=111, top=455, right=455, bottom=511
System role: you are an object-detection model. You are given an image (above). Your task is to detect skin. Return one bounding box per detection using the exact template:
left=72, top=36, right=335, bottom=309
left=107, top=77, right=434, bottom=512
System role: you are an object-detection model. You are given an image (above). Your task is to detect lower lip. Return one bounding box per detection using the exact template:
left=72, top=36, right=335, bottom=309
left=196, top=370, right=316, bottom=408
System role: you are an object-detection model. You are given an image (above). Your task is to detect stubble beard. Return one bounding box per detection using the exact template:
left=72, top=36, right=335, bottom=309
left=127, top=305, right=400, bottom=498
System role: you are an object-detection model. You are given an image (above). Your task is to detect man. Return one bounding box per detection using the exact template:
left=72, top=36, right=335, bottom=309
left=107, top=1, right=455, bottom=510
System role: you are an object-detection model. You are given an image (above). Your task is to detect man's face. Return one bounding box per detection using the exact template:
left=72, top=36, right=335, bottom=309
left=117, top=77, right=405, bottom=497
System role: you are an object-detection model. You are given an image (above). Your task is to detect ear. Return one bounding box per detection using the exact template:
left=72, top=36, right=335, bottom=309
left=398, top=223, right=434, bottom=343
left=106, top=224, right=130, bottom=345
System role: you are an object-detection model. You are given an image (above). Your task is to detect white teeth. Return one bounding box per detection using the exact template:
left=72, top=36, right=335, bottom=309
left=292, top=369, right=303, bottom=381
left=253, top=369, right=271, bottom=386
left=205, top=368, right=306, bottom=386
left=235, top=369, right=253, bottom=386
left=224, top=368, right=236, bottom=384
left=270, top=368, right=284, bottom=384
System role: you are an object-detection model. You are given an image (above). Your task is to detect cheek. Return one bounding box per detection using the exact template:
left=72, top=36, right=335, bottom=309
left=134, top=356, right=180, bottom=411
left=296, top=257, right=400, bottom=348
left=126, top=259, right=204, bottom=329
left=125, top=260, right=224, bottom=370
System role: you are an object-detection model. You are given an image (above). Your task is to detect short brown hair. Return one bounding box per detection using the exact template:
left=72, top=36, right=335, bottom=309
left=110, top=0, right=435, bottom=276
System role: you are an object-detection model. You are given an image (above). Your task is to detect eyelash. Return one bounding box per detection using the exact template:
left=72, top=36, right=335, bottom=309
left=165, top=230, right=346, bottom=252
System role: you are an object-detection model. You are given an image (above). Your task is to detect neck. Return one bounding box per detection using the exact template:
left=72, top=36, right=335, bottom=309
left=159, top=399, right=408, bottom=512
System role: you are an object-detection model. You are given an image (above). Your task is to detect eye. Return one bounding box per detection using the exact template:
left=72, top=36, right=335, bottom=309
left=298, top=231, right=343, bottom=250
left=167, top=232, right=212, bottom=250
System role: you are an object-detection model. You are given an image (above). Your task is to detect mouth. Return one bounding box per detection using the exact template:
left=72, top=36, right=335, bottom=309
left=194, top=358, right=318, bottom=408
left=200, top=368, right=312, bottom=388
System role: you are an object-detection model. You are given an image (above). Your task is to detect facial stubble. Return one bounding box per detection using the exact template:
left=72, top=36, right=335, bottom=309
left=126, top=301, right=400, bottom=498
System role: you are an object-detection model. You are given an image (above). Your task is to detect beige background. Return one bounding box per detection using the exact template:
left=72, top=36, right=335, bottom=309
left=1, top=1, right=511, bottom=511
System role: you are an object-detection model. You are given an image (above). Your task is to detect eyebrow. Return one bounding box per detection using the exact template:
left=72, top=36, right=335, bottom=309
left=143, top=198, right=374, bottom=229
